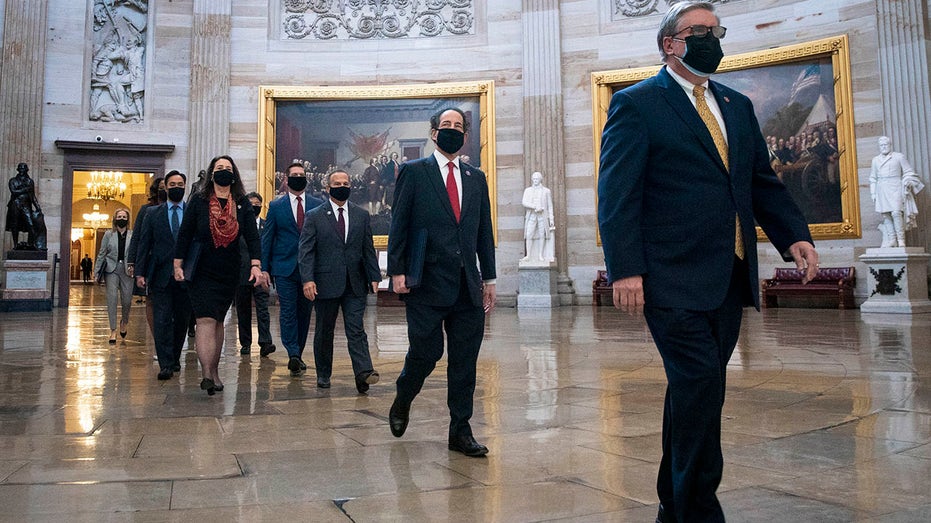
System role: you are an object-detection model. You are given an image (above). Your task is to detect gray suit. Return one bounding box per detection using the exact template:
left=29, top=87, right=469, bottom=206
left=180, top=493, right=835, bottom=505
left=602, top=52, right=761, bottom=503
left=298, top=200, right=381, bottom=380
left=95, top=228, right=134, bottom=331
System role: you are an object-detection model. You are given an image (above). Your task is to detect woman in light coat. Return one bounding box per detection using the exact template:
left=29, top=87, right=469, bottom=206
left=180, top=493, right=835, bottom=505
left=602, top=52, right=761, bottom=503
left=95, top=208, right=134, bottom=343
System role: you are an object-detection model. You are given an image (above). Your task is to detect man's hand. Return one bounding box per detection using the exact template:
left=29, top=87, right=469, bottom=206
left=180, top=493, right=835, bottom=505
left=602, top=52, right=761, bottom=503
left=371, top=281, right=379, bottom=294
left=613, top=275, right=644, bottom=313
left=173, top=266, right=184, bottom=282
left=482, top=283, right=496, bottom=314
left=126, top=264, right=134, bottom=277
left=135, top=276, right=146, bottom=288
left=788, top=241, right=819, bottom=284
left=392, top=274, right=409, bottom=294
left=303, top=281, right=317, bottom=301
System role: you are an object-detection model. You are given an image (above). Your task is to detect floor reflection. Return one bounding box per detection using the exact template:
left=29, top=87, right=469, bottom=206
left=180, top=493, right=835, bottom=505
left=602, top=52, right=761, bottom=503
left=0, top=286, right=928, bottom=520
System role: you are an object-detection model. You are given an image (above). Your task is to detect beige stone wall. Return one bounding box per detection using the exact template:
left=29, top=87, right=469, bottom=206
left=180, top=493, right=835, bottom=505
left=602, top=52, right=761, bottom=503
left=27, top=0, right=927, bottom=303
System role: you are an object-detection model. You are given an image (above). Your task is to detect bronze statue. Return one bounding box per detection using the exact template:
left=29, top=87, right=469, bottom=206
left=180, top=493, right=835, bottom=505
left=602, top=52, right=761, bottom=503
left=5, top=163, right=47, bottom=250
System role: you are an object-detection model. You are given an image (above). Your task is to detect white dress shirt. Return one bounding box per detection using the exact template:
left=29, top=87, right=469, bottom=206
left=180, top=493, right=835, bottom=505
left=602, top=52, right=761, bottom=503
left=433, top=149, right=462, bottom=208
left=288, top=192, right=304, bottom=223
left=666, top=66, right=728, bottom=144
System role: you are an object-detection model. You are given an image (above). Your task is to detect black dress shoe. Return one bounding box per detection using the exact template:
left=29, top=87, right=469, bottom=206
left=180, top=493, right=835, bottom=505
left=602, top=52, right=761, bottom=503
left=355, top=370, right=379, bottom=394
left=214, top=383, right=224, bottom=392
left=157, top=368, right=173, bottom=380
left=316, top=376, right=331, bottom=388
left=656, top=503, right=673, bottom=523
left=299, top=358, right=308, bottom=370
left=240, top=346, right=251, bottom=355
left=171, top=363, right=181, bottom=372
left=448, top=435, right=488, bottom=457
left=389, top=397, right=410, bottom=437
left=287, top=356, right=302, bottom=377
left=259, top=343, right=276, bottom=357
left=200, top=378, right=216, bottom=396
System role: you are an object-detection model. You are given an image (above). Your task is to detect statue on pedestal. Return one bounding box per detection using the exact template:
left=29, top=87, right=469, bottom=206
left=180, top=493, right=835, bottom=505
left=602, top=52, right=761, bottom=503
left=5, top=163, right=47, bottom=251
left=520, top=171, right=555, bottom=264
left=869, top=136, right=924, bottom=247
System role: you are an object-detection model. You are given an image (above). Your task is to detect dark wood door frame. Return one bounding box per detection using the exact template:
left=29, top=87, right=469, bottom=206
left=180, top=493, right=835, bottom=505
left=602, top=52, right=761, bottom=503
left=54, top=140, right=175, bottom=307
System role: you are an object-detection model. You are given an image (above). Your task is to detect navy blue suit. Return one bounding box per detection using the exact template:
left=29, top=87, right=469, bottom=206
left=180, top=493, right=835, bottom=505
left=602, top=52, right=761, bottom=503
left=598, top=67, right=811, bottom=521
left=387, top=155, right=496, bottom=439
left=298, top=201, right=381, bottom=380
left=262, top=192, right=323, bottom=360
left=134, top=201, right=192, bottom=372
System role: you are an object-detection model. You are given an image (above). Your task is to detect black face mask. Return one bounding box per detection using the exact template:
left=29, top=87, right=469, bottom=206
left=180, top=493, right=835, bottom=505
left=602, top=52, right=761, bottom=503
left=156, top=189, right=168, bottom=202
left=329, top=186, right=351, bottom=202
left=213, top=169, right=234, bottom=187
left=435, top=128, right=465, bottom=155
left=114, top=218, right=129, bottom=228
left=287, top=176, right=308, bottom=192
left=677, top=33, right=724, bottom=76
left=167, top=187, right=185, bottom=202
left=252, top=205, right=262, bottom=217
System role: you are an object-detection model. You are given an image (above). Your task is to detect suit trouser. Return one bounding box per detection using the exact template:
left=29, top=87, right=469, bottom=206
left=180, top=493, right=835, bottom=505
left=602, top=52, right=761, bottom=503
left=151, top=281, right=192, bottom=371
left=644, top=259, right=750, bottom=523
left=395, top=274, right=485, bottom=439
left=235, top=283, right=272, bottom=349
left=274, top=267, right=312, bottom=359
left=313, top=286, right=374, bottom=379
left=105, top=261, right=134, bottom=330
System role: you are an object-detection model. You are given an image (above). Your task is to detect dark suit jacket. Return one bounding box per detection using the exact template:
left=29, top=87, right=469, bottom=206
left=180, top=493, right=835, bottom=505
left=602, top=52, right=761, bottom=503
left=298, top=200, right=380, bottom=299
left=261, top=192, right=323, bottom=277
left=240, top=218, right=265, bottom=284
left=135, top=202, right=184, bottom=289
left=387, top=155, right=496, bottom=308
left=597, top=67, right=812, bottom=310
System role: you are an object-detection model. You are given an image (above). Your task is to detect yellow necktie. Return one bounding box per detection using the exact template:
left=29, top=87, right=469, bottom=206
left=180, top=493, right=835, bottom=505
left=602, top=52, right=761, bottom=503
left=693, top=84, right=744, bottom=260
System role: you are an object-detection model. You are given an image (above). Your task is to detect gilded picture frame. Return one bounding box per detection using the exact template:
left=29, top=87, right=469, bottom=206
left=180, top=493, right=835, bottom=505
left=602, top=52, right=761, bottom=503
left=591, top=35, right=860, bottom=242
left=258, top=81, right=497, bottom=249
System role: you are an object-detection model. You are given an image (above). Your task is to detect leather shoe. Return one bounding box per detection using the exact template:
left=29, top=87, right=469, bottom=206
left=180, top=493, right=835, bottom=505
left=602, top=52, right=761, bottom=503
left=171, top=363, right=181, bottom=372
left=388, top=397, right=410, bottom=437
left=448, top=434, right=488, bottom=457
left=200, top=378, right=216, bottom=396
left=259, top=343, right=276, bottom=357
left=157, top=368, right=173, bottom=380
left=655, top=503, right=675, bottom=523
left=355, top=370, right=379, bottom=394
left=240, top=346, right=251, bottom=355
left=299, top=358, right=308, bottom=371
left=287, top=356, right=302, bottom=377
left=316, top=376, right=331, bottom=388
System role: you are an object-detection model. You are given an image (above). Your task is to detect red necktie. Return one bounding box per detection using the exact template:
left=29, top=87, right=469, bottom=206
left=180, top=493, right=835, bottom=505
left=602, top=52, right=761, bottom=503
left=296, top=196, right=304, bottom=230
left=446, top=161, right=460, bottom=223
left=336, top=207, right=345, bottom=242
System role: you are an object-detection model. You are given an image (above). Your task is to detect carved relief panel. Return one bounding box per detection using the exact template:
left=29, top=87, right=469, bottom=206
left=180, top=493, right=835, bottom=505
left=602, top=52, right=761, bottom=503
left=611, top=0, right=733, bottom=20
left=280, top=0, right=475, bottom=40
left=88, top=0, right=149, bottom=123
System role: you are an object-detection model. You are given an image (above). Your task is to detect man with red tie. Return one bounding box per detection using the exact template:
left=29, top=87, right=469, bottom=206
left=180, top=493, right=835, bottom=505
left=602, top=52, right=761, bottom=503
left=262, top=162, right=323, bottom=376
left=387, top=108, right=497, bottom=457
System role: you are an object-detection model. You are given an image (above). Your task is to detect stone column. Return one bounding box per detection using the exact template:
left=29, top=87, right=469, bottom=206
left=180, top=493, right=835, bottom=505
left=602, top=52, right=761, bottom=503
left=188, top=0, right=232, bottom=177
left=0, top=0, right=48, bottom=251
left=521, top=0, right=574, bottom=304
left=875, top=0, right=931, bottom=249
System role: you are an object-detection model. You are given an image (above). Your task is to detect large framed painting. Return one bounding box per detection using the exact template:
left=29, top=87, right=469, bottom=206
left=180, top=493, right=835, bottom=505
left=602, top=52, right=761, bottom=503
left=591, top=35, right=860, bottom=242
left=258, top=81, right=497, bottom=249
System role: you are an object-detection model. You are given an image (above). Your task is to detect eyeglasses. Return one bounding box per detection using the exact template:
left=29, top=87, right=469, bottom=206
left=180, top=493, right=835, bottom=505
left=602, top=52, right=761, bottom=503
left=674, top=25, right=727, bottom=39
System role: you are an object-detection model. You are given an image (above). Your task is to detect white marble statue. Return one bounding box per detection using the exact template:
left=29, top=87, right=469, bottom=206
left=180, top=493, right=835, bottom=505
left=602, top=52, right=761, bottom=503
left=869, top=136, right=924, bottom=247
left=521, top=171, right=555, bottom=264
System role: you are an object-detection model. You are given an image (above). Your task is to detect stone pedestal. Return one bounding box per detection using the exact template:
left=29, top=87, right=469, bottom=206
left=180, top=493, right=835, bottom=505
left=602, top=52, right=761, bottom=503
left=859, top=247, right=931, bottom=314
left=517, top=262, right=558, bottom=308
left=1, top=259, right=52, bottom=311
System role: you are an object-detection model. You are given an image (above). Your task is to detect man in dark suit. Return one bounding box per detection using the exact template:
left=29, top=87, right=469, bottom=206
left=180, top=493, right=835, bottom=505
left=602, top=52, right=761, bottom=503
left=598, top=3, right=819, bottom=521
left=134, top=170, right=193, bottom=380
left=262, top=162, right=324, bottom=376
left=387, top=107, right=497, bottom=457
left=298, top=170, right=382, bottom=392
left=80, top=254, right=94, bottom=284
left=236, top=192, right=275, bottom=356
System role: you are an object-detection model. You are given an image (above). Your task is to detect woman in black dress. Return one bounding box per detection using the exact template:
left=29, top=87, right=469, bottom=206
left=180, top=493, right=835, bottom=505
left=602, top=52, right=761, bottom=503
left=173, top=155, right=267, bottom=395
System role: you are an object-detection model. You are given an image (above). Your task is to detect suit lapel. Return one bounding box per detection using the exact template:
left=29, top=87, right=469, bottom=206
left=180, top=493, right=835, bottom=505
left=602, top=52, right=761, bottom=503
left=459, top=163, right=476, bottom=221
left=425, top=156, right=458, bottom=223
left=657, top=69, right=728, bottom=175
left=710, top=81, right=736, bottom=175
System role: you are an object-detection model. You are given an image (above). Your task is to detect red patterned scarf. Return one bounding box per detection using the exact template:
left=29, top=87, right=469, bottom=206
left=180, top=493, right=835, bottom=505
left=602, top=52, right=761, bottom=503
left=208, top=195, right=239, bottom=248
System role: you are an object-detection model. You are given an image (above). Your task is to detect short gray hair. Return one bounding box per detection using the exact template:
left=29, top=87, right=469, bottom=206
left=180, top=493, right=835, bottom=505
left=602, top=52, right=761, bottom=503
left=656, top=1, right=719, bottom=62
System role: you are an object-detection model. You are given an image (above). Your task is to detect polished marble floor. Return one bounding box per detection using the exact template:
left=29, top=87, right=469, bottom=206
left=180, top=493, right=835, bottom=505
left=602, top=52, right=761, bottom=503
left=0, top=284, right=929, bottom=521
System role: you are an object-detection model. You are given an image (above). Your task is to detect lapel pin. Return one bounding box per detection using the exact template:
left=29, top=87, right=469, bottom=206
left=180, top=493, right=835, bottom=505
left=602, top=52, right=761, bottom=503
left=724, top=96, right=730, bottom=103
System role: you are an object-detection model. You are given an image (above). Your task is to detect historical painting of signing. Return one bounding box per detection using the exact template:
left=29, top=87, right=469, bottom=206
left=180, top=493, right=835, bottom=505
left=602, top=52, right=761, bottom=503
left=258, top=81, right=497, bottom=248
left=592, top=35, right=859, bottom=241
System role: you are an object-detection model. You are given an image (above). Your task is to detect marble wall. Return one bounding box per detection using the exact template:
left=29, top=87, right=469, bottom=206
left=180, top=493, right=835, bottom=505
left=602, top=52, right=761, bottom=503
left=5, top=0, right=930, bottom=305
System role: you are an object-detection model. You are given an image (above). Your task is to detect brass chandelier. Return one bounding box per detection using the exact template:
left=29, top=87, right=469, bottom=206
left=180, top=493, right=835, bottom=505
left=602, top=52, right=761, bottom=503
left=87, top=170, right=126, bottom=201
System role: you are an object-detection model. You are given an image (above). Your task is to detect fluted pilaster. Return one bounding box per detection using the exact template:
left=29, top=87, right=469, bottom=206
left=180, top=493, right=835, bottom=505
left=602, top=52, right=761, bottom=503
left=0, top=0, right=48, bottom=248
left=188, top=0, right=232, bottom=177
left=875, top=0, right=931, bottom=248
left=522, top=0, right=574, bottom=302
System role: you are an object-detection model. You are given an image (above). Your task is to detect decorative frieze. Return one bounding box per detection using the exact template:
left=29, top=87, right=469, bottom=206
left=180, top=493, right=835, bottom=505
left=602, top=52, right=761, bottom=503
left=88, top=0, right=149, bottom=123
left=611, top=0, right=731, bottom=20
left=280, top=0, right=474, bottom=40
